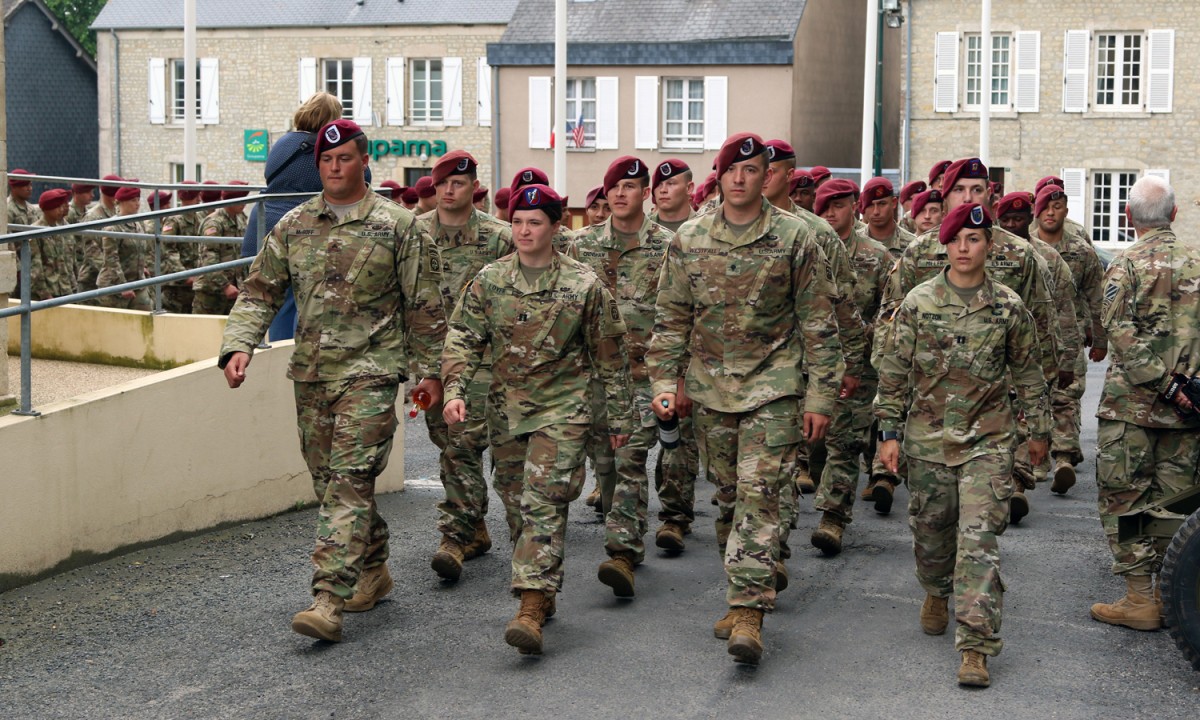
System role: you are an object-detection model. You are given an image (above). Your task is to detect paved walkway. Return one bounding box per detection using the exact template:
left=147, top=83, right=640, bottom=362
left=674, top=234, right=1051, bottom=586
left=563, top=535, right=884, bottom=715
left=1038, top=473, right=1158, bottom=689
left=4, top=356, right=159, bottom=414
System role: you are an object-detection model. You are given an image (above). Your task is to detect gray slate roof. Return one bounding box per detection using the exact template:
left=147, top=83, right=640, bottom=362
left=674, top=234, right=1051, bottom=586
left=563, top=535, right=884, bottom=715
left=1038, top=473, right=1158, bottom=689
left=91, top=0, right=520, bottom=30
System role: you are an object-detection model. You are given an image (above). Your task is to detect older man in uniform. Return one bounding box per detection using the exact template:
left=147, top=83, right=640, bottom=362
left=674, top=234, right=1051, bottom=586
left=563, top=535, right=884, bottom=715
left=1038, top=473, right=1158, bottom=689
left=417, top=150, right=513, bottom=583
left=220, top=119, right=446, bottom=642
left=27, top=189, right=78, bottom=300
left=192, top=183, right=250, bottom=315
left=160, top=181, right=204, bottom=313
left=1030, top=183, right=1108, bottom=493
left=96, top=186, right=151, bottom=310
left=7, top=169, right=42, bottom=227
left=1090, top=175, right=1200, bottom=632
left=649, top=133, right=843, bottom=665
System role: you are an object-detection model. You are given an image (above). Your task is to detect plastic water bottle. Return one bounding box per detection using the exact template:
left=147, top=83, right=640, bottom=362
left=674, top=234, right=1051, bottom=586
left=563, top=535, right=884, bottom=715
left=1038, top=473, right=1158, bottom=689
left=408, top=388, right=433, bottom=419
left=657, top=399, right=680, bottom=449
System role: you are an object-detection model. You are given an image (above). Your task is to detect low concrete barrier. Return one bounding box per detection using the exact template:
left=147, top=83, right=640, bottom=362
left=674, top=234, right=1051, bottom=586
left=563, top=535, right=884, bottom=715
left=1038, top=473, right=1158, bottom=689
left=0, top=341, right=406, bottom=592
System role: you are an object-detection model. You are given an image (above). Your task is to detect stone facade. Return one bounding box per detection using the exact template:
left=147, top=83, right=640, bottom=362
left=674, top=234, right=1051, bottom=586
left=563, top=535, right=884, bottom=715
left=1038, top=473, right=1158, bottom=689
left=96, top=25, right=503, bottom=190
left=905, top=0, right=1197, bottom=244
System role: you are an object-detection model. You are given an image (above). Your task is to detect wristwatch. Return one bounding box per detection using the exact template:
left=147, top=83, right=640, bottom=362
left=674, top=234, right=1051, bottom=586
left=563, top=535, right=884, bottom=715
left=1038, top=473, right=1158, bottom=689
left=878, top=430, right=899, bottom=442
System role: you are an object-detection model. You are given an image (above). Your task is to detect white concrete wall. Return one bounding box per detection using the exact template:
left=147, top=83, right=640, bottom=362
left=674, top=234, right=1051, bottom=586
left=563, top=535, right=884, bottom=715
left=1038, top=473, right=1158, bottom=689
left=0, top=341, right=406, bottom=590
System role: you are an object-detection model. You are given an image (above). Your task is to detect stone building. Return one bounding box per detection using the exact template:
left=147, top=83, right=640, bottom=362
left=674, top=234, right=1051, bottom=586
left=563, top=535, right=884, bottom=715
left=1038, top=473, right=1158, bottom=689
left=90, top=0, right=518, bottom=189
left=903, top=0, right=1191, bottom=245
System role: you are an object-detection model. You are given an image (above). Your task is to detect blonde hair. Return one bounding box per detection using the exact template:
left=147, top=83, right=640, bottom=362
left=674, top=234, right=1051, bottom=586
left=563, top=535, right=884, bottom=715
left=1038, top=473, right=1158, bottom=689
left=293, top=92, right=343, bottom=133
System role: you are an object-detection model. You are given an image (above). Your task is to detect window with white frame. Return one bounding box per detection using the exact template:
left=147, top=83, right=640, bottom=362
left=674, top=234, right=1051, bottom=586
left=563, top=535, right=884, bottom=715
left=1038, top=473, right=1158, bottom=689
left=1090, top=170, right=1138, bottom=242
left=323, top=59, right=354, bottom=118
left=170, top=60, right=201, bottom=121
left=662, top=78, right=705, bottom=148
left=410, top=59, right=444, bottom=124
left=964, top=33, right=1012, bottom=109
left=169, top=163, right=203, bottom=183
left=1095, top=33, right=1142, bottom=110
left=565, top=77, right=596, bottom=148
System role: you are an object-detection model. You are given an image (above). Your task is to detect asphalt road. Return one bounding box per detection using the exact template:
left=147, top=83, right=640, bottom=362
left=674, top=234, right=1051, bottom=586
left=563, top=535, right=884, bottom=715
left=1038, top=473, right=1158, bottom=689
left=1, top=359, right=1197, bottom=719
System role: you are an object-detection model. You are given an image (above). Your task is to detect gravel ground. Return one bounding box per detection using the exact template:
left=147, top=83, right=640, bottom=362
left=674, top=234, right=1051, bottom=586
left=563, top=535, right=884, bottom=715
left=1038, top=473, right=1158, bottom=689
left=3, top=356, right=159, bottom=414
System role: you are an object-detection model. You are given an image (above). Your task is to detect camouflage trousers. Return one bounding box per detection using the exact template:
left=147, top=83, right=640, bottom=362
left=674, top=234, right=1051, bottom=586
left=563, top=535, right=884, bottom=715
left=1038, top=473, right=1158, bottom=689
left=1049, top=348, right=1088, bottom=466
left=696, top=396, right=799, bottom=612
left=192, top=291, right=235, bottom=315
left=424, top=369, right=492, bottom=546
left=161, top=285, right=194, bottom=314
left=654, top=412, right=700, bottom=527
left=1013, top=395, right=1051, bottom=489
left=585, top=378, right=620, bottom=511
left=813, top=378, right=876, bottom=523
left=1095, top=420, right=1200, bottom=576
left=502, top=423, right=590, bottom=594
left=907, top=454, right=1012, bottom=657
left=294, top=375, right=399, bottom=599
left=604, top=418, right=657, bottom=563
left=97, top=288, right=151, bottom=311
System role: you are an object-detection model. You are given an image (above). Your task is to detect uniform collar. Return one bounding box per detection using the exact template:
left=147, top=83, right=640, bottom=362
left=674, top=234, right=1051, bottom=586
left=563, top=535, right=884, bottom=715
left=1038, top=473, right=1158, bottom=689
left=932, top=268, right=998, bottom=313
left=314, top=189, right=378, bottom=226
left=505, top=250, right=563, bottom=295
left=713, top=197, right=774, bottom=247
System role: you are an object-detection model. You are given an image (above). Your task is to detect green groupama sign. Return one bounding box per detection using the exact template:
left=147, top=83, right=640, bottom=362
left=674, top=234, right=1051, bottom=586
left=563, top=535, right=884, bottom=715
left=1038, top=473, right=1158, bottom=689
left=368, top=139, right=448, bottom=161
left=244, top=129, right=269, bottom=162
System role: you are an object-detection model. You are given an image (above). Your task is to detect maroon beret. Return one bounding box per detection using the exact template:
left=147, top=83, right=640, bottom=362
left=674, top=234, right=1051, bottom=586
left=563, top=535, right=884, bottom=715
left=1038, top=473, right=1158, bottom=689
left=314, top=119, right=365, bottom=161
left=858, top=176, right=895, bottom=213
left=715, top=133, right=767, bottom=178
left=692, top=172, right=718, bottom=208
left=414, top=176, right=436, bottom=198
left=653, top=159, right=690, bottom=191
left=814, top=178, right=860, bottom=216
left=940, top=157, right=989, bottom=196
left=493, top=187, right=511, bottom=211
left=1035, top=184, right=1067, bottom=219
left=939, top=202, right=992, bottom=245
left=473, top=187, right=489, bottom=203
left=148, top=191, right=173, bottom=209
left=765, top=139, right=796, bottom=164
left=603, top=156, right=649, bottom=194
left=810, top=166, right=832, bottom=185
left=510, top=166, right=550, bottom=198
left=114, top=186, right=141, bottom=202
left=900, top=180, right=927, bottom=204
left=71, top=183, right=96, bottom=195
left=1035, top=175, right=1065, bottom=196
left=200, top=180, right=221, bottom=203
left=431, top=150, right=477, bottom=186
left=379, top=179, right=402, bottom=200
left=585, top=185, right=605, bottom=208
left=928, top=160, right=953, bottom=185
left=402, top=187, right=420, bottom=204
left=995, top=191, right=1035, bottom=219
left=910, top=189, right=943, bottom=217
left=510, top=184, right=563, bottom=222
left=790, top=169, right=814, bottom=193
left=222, top=180, right=249, bottom=201
left=37, top=188, right=70, bottom=212
left=177, top=180, right=201, bottom=201
left=8, top=169, right=32, bottom=187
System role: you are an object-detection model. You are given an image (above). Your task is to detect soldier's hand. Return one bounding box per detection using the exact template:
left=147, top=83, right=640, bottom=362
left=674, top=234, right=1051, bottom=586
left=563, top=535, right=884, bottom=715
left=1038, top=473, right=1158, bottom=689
left=675, top=379, right=693, bottom=419
left=414, top=377, right=444, bottom=409
left=223, top=284, right=240, bottom=300
left=120, top=290, right=135, bottom=300
left=1057, top=370, right=1075, bottom=389
left=1028, top=439, right=1049, bottom=468
left=1084, top=329, right=1094, bottom=348
left=185, top=277, right=194, bottom=287
left=223, top=352, right=251, bottom=389
left=652, top=392, right=676, bottom=420
left=610, top=434, right=631, bottom=450
left=443, top=399, right=467, bottom=424
left=879, top=439, right=900, bottom=474
left=1089, top=346, right=1108, bottom=363
left=839, top=374, right=860, bottom=400
left=803, top=412, right=831, bottom=441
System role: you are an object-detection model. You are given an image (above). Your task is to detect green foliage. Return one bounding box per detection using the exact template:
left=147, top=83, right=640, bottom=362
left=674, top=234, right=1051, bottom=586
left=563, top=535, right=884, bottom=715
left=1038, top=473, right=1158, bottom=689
left=40, top=0, right=106, bottom=58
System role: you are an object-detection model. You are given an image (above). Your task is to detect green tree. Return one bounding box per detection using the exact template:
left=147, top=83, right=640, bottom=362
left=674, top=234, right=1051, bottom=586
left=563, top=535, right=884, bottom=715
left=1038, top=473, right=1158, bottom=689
left=41, top=0, right=106, bottom=58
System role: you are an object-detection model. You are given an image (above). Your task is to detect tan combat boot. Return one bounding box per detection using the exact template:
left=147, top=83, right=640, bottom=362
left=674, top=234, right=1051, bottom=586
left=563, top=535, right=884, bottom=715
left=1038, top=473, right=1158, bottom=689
left=727, top=607, right=765, bottom=665
left=1009, top=491, right=1030, bottom=524
left=585, top=486, right=601, bottom=508
left=871, top=479, right=895, bottom=514
left=860, top=480, right=877, bottom=502
left=542, top=593, right=557, bottom=622
left=796, top=465, right=816, bottom=494
left=957, top=650, right=990, bottom=687
left=597, top=553, right=636, bottom=598
left=462, top=519, right=492, bottom=561
left=291, top=590, right=345, bottom=642
left=344, top=564, right=394, bottom=613
left=920, top=593, right=950, bottom=635
left=713, top=609, right=736, bottom=639
left=1090, top=575, right=1162, bottom=631
left=505, top=590, right=549, bottom=654
left=1051, top=458, right=1076, bottom=494
left=811, top=512, right=845, bottom=556
left=655, top=523, right=686, bottom=552
left=775, top=560, right=789, bottom=593
left=431, top=536, right=466, bottom=581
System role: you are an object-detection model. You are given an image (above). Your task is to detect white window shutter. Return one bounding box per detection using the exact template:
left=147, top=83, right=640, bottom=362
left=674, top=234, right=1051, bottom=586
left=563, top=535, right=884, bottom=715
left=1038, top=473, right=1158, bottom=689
left=528, top=76, right=552, bottom=150
left=934, top=32, right=959, bottom=113
left=1013, top=31, right=1040, bottom=113
left=148, top=57, right=166, bottom=124
left=477, top=57, right=492, bottom=127
left=1147, top=29, right=1174, bottom=113
left=386, top=57, right=406, bottom=126
left=1145, top=168, right=1171, bottom=184
left=594, top=76, right=619, bottom=150
left=634, top=75, right=659, bottom=150
left=442, top=57, right=463, bottom=126
left=299, top=57, right=317, bottom=105
left=703, top=76, right=728, bottom=150
left=1063, top=30, right=1089, bottom=112
left=352, top=57, right=373, bottom=125
left=198, top=58, right=219, bottom=125
left=1061, top=168, right=1086, bottom=226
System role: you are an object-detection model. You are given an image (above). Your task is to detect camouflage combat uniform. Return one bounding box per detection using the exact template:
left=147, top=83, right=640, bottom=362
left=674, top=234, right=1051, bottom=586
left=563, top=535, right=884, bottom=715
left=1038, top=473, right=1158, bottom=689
left=441, top=252, right=632, bottom=594
left=77, top=202, right=115, bottom=298
left=416, top=207, right=513, bottom=546
left=27, top=217, right=79, bottom=301
left=218, top=190, right=446, bottom=601
left=96, top=212, right=151, bottom=310
left=66, top=200, right=93, bottom=278
left=648, top=197, right=843, bottom=611
left=160, top=208, right=205, bottom=313
left=1095, top=226, right=1200, bottom=578
left=192, top=208, right=248, bottom=315
left=570, top=215, right=672, bottom=562
left=864, top=222, right=918, bottom=260
left=876, top=269, right=1050, bottom=657
left=7, top=197, right=42, bottom=227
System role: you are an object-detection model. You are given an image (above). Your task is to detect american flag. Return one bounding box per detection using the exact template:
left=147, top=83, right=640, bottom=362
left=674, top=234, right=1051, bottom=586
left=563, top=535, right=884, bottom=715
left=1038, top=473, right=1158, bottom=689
left=571, top=113, right=587, bottom=148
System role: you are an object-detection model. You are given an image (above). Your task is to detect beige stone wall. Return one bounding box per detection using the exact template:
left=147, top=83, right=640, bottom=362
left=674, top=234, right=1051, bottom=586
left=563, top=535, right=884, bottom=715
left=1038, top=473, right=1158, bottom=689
left=98, top=26, right=504, bottom=190
left=905, top=0, right=1197, bottom=240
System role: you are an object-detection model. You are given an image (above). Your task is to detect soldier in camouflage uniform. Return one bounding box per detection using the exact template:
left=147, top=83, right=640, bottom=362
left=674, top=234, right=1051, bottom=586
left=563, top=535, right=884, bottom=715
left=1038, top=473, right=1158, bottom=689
left=648, top=133, right=843, bottom=666
left=509, top=167, right=575, bottom=255
left=909, top=189, right=944, bottom=238
left=897, top=180, right=927, bottom=235
left=442, top=184, right=632, bottom=656
left=809, top=180, right=891, bottom=556
left=789, top=169, right=815, bottom=213
left=27, top=189, right=78, bottom=301
left=1090, top=176, right=1200, bottom=633
left=192, top=183, right=250, bottom=315
left=7, top=169, right=42, bottom=227
left=96, top=186, right=151, bottom=310
left=876, top=202, right=1050, bottom=688
left=219, top=120, right=446, bottom=643
left=160, top=182, right=204, bottom=314
left=77, top=177, right=122, bottom=299
left=416, top=150, right=513, bottom=582
left=648, top=159, right=694, bottom=233
left=570, top=156, right=673, bottom=594
left=583, top=186, right=610, bottom=228
left=1029, top=184, right=1108, bottom=494
left=67, top=183, right=95, bottom=225
left=1031, top=175, right=1093, bottom=248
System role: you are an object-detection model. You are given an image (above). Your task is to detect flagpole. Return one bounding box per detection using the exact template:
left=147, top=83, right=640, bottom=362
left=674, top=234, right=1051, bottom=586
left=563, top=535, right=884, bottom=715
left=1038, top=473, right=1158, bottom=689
left=553, top=0, right=567, bottom=194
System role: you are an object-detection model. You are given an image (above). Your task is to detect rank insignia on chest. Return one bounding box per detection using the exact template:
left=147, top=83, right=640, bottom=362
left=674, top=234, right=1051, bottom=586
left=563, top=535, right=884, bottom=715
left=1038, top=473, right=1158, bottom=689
left=956, top=335, right=967, bottom=344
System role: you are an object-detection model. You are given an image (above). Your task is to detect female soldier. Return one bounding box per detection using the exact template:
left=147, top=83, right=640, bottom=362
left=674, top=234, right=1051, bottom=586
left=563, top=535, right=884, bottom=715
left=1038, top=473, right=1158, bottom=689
left=875, top=202, right=1050, bottom=688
